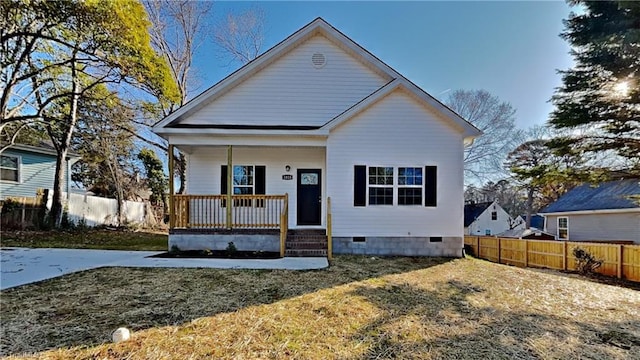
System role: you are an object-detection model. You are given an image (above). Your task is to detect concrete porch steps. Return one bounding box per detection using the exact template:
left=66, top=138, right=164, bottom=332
left=285, top=230, right=328, bottom=257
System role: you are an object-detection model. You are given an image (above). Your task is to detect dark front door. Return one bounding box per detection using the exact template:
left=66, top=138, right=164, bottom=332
left=297, top=169, right=322, bottom=225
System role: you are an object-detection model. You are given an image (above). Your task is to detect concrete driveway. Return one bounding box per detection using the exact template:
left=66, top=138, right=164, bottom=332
left=0, top=247, right=329, bottom=290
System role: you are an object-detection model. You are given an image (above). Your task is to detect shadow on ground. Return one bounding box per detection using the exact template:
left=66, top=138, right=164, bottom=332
left=346, top=280, right=640, bottom=359
left=0, top=255, right=451, bottom=356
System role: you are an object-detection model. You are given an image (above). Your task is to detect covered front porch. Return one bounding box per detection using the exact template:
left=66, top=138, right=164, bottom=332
left=166, top=144, right=332, bottom=258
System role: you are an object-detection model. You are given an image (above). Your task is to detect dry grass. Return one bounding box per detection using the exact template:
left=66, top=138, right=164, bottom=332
left=0, top=229, right=167, bottom=251
left=1, top=256, right=639, bottom=359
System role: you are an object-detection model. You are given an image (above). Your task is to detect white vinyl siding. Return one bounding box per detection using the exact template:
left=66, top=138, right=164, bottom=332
left=327, top=89, right=465, bottom=237
left=180, top=35, right=387, bottom=127
left=186, top=146, right=326, bottom=228
left=545, top=213, right=640, bottom=244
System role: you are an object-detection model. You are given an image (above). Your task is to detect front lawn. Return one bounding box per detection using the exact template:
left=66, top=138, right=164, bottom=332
left=0, top=229, right=167, bottom=251
left=1, top=256, right=639, bottom=359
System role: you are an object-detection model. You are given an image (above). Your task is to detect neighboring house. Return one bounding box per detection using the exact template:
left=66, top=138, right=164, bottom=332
left=153, top=18, right=481, bottom=257
left=496, top=227, right=555, bottom=240
left=464, top=200, right=520, bottom=236
left=520, top=214, right=545, bottom=230
left=541, top=179, right=640, bottom=244
left=0, top=143, right=78, bottom=200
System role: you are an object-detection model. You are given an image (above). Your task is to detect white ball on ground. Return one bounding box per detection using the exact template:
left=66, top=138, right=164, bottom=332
left=112, top=327, right=131, bottom=343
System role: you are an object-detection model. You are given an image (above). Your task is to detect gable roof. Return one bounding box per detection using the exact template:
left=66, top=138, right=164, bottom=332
left=464, top=201, right=494, bottom=227
left=541, top=179, right=640, bottom=213
left=153, top=17, right=481, bottom=140
left=497, top=227, right=555, bottom=239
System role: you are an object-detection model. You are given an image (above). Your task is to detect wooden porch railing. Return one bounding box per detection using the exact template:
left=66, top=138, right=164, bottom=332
left=280, top=194, right=288, bottom=257
left=326, top=197, right=333, bottom=260
left=172, top=194, right=288, bottom=229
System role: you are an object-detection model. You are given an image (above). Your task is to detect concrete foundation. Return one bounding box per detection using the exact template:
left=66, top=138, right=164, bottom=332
left=169, top=233, right=280, bottom=252
left=332, top=236, right=463, bottom=257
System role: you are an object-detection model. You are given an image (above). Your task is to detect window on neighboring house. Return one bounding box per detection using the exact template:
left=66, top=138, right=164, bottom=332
left=491, top=211, right=497, bottom=220
left=368, top=167, right=393, bottom=205
left=0, top=155, right=19, bottom=182
left=398, top=167, right=422, bottom=205
left=558, top=217, right=569, bottom=240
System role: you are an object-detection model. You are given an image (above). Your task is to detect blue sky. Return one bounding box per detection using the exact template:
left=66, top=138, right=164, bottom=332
left=191, top=1, right=575, bottom=129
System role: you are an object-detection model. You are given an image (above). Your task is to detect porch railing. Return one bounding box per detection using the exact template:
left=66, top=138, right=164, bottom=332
left=326, top=197, right=333, bottom=260
left=171, top=194, right=288, bottom=229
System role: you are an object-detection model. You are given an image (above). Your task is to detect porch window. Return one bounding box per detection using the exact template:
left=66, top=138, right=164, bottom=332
left=398, top=167, right=422, bottom=205
left=368, top=167, right=393, bottom=205
left=0, top=155, right=19, bottom=182
left=221, top=165, right=266, bottom=207
left=233, top=165, right=254, bottom=194
left=557, top=217, right=568, bottom=240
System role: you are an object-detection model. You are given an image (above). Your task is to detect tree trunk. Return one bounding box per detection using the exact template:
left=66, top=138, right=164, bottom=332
left=49, top=54, right=80, bottom=228
left=49, top=150, right=67, bottom=227
left=525, top=187, right=534, bottom=229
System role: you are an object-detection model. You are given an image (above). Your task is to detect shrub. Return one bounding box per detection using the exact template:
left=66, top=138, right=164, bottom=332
left=225, top=241, right=237, bottom=257
left=572, top=247, right=602, bottom=275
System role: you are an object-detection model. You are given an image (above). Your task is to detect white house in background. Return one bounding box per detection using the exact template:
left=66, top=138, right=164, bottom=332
left=541, top=178, right=640, bottom=244
left=152, top=18, right=481, bottom=257
left=464, top=200, right=522, bottom=236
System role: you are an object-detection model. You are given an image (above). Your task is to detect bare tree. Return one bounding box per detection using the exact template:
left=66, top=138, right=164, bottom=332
left=142, top=0, right=213, bottom=193
left=446, top=89, right=522, bottom=184
left=141, top=2, right=265, bottom=194
left=212, top=7, right=265, bottom=66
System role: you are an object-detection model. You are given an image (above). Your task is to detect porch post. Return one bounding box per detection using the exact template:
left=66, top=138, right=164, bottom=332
left=226, top=145, right=233, bottom=229
left=168, top=144, right=175, bottom=228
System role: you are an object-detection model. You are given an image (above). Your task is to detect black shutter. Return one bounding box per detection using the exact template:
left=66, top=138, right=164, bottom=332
left=221, top=165, right=228, bottom=207
left=425, top=166, right=437, bottom=207
left=221, top=165, right=228, bottom=194
left=354, top=165, right=366, bottom=207
left=255, top=166, right=266, bottom=194
left=255, top=166, right=266, bottom=207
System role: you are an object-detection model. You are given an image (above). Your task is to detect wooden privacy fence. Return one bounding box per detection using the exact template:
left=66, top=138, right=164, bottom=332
left=464, top=235, right=640, bottom=283
left=0, top=192, right=46, bottom=229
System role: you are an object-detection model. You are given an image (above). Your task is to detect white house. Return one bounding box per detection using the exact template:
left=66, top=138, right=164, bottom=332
left=541, top=179, right=640, bottom=244
left=152, top=18, right=482, bottom=257
left=464, top=200, right=521, bottom=236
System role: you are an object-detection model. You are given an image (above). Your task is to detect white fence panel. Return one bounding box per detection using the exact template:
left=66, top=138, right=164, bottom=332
left=45, top=190, right=147, bottom=227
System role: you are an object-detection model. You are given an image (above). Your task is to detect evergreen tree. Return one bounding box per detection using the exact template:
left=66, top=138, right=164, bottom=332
left=549, top=1, right=640, bottom=170
left=138, top=148, right=167, bottom=206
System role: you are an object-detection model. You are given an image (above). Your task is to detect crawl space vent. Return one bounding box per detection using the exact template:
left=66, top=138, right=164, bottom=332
left=311, top=53, right=326, bottom=68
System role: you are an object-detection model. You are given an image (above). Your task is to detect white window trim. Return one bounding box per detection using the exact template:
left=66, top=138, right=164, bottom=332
left=397, top=166, right=423, bottom=206
left=367, top=166, right=394, bottom=206
left=557, top=216, right=569, bottom=240
left=0, top=154, right=21, bottom=183
left=366, top=166, right=424, bottom=206
left=232, top=165, right=254, bottom=195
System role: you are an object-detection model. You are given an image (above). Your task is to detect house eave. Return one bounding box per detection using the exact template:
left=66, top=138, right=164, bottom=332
left=2, top=144, right=80, bottom=159
left=540, top=208, right=640, bottom=216
left=156, top=128, right=330, bottom=137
